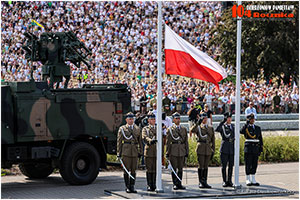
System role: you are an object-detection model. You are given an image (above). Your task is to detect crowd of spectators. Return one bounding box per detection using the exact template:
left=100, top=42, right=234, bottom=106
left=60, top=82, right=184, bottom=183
left=132, top=78, right=299, bottom=115
left=1, top=1, right=298, bottom=115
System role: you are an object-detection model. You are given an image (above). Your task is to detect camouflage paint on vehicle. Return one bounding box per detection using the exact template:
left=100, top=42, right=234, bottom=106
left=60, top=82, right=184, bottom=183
left=2, top=81, right=131, bottom=154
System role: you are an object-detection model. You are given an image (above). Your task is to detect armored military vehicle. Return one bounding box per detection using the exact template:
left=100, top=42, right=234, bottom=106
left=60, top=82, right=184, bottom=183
left=1, top=31, right=131, bottom=185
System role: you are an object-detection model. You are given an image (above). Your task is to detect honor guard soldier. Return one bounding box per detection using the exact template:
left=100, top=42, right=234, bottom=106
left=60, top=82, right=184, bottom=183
left=240, top=113, right=263, bottom=186
left=117, top=112, right=143, bottom=193
left=166, top=112, right=189, bottom=190
left=190, top=113, right=215, bottom=188
left=215, top=112, right=234, bottom=187
left=142, top=111, right=157, bottom=191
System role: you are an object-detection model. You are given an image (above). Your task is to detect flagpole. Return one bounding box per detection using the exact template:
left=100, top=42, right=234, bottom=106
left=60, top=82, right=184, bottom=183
left=234, top=0, right=242, bottom=189
left=156, top=0, right=163, bottom=193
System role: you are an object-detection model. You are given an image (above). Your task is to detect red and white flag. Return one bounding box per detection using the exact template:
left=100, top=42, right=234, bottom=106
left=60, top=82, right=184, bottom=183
left=164, top=24, right=227, bottom=90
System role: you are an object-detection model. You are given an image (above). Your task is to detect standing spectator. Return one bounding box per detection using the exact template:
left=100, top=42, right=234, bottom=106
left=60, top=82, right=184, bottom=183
left=162, top=94, right=171, bottom=108
left=169, top=92, right=177, bottom=112
left=204, top=92, right=213, bottom=110
left=187, top=103, right=199, bottom=137
left=272, top=91, right=281, bottom=114
left=291, top=90, right=299, bottom=113
left=164, top=104, right=172, bottom=116
left=181, top=93, right=188, bottom=114
left=245, top=102, right=257, bottom=119
left=150, top=95, right=157, bottom=108
left=230, top=92, right=236, bottom=114
left=139, top=92, right=148, bottom=114
left=265, top=94, right=272, bottom=113
left=203, top=104, right=213, bottom=126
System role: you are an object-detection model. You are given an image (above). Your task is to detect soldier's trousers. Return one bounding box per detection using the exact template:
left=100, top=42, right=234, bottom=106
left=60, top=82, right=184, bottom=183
left=244, top=153, right=259, bottom=175
left=170, top=156, right=185, bottom=171
left=197, top=155, right=210, bottom=169
left=122, top=156, right=138, bottom=174
left=145, top=156, right=156, bottom=173
left=220, top=153, right=234, bottom=169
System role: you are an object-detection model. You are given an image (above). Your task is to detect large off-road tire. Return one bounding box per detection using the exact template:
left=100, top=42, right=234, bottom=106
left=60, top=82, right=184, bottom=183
left=19, top=162, right=54, bottom=179
left=59, top=142, right=100, bottom=185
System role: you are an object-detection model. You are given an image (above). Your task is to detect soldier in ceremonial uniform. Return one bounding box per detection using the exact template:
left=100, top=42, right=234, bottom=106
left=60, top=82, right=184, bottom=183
left=240, top=113, right=263, bottom=186
left=142, top=111, right=157, bottom=191
left=117, top=112, right=143, bottom=193
left=215, top=112, right=234, bottom=187
left=190, top=113, right=215, bottom=188
left=166, top=112, right=189, bottom=190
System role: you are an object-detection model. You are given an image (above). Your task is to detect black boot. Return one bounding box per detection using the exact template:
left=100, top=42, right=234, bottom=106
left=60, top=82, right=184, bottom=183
left=172, top=172, right=179, bottom=190
left=198, top=168, right=204, bottom=188
left=130, top=173, right=137, bottom=193
left=203, top=169, right=212, bottom=188
left=177, top=171, right=186, bottom=190
left=151, top=172, right=156, bottom=191
left=146, top=172, right=152, bottom=191
left=227, top=167, right=233, bottom=187
left=124, top=173, right=131, bottom=193
left=222, top=167, right=229, bottom=187
left=200, top=168, right=206, bottom=188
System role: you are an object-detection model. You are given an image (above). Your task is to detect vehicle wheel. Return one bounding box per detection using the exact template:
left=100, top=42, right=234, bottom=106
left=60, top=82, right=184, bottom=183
left=19, top=162, right=54, bottom=179
left=59, top=142, right=100, bottom=185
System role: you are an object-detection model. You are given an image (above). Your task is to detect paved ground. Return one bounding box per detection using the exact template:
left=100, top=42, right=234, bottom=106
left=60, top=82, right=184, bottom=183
left=1, top=162, right=298, bottom=199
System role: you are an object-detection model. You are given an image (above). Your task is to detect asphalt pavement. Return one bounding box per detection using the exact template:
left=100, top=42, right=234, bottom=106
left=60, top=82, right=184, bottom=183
left=1, top=162, right=298, bottom=199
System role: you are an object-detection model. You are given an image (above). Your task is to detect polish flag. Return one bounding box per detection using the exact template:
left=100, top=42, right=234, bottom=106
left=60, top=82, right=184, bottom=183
left=164, top=24, right=227, bottom=90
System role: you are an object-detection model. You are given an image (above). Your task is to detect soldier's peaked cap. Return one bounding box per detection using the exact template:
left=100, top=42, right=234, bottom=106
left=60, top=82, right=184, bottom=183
left=172, top=112, right=180, bottom=118
left=246, top=113, right=255, bottom=119
left=125, top=112, right=135, bottom=119
left=224, top=112, right=232, bottom=119
left=147, top=111, right=156, bottom=119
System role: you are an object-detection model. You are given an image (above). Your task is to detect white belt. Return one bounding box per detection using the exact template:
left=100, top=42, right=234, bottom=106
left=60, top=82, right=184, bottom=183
left=245, top=139, right=259, bottom=143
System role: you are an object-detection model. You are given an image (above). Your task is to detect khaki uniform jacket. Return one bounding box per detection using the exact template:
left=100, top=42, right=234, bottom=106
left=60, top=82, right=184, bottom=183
left=191, top=124, right=215, bottom=156
left=142, top=125, right=157, bottom=157
left=117, top=124, right=142, bottom=157
left=166, top=124, right=189, bottom=157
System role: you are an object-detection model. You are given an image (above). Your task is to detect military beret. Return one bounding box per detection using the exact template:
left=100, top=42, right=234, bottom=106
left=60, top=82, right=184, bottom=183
left=224, top=112, right=232, bottom=120
left=147, top=111, right=156, bottom=119
left=247, top=113, right=255, bottom=119
left=125, top=112, right=135, bottom=119
left=172, top=112, right=180, bottom=119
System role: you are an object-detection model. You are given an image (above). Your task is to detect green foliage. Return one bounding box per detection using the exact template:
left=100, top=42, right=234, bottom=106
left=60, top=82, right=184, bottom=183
left=106, top=136, right=298, bottom=167
left=210, top=1, right=299, bottom=83
left=188, top=136, right=298, bottom=167
left=107, top=154, right=118, bottom=163
left=260, top=136, right=299, bottom=162
left=1, top=168, right=12, bottom=176
left=220, top=75, right=236, bottom=84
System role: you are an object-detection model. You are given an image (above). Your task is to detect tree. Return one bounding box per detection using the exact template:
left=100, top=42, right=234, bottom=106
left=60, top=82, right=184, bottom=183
left=210, top=1, right=299, bottom=84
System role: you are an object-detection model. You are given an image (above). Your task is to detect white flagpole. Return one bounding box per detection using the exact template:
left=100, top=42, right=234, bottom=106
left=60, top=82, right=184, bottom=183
left=156, top=0, right=163, bottom=193
left=234, top=0, right=242, bottom=188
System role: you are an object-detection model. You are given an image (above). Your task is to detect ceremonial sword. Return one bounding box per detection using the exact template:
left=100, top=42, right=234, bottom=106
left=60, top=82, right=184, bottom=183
left=118, top=157, right=135, bottom=180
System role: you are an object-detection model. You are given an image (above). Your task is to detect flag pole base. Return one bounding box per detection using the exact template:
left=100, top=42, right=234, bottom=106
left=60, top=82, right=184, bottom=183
left=155, top=188, right=164, bottom=193
left=234, top=184, right=242, bottom=189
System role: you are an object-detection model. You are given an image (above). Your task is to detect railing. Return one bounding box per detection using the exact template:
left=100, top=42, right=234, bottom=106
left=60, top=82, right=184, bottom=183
left=180, top=114, right=299, bottom=131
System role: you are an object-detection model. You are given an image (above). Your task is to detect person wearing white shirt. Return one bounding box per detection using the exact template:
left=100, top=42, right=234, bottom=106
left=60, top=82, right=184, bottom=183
left=291, top=91, right=299, bottom=113
left=245, top=102, right=257, bottom=119
left=204, top=93, right=213, bottom=110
